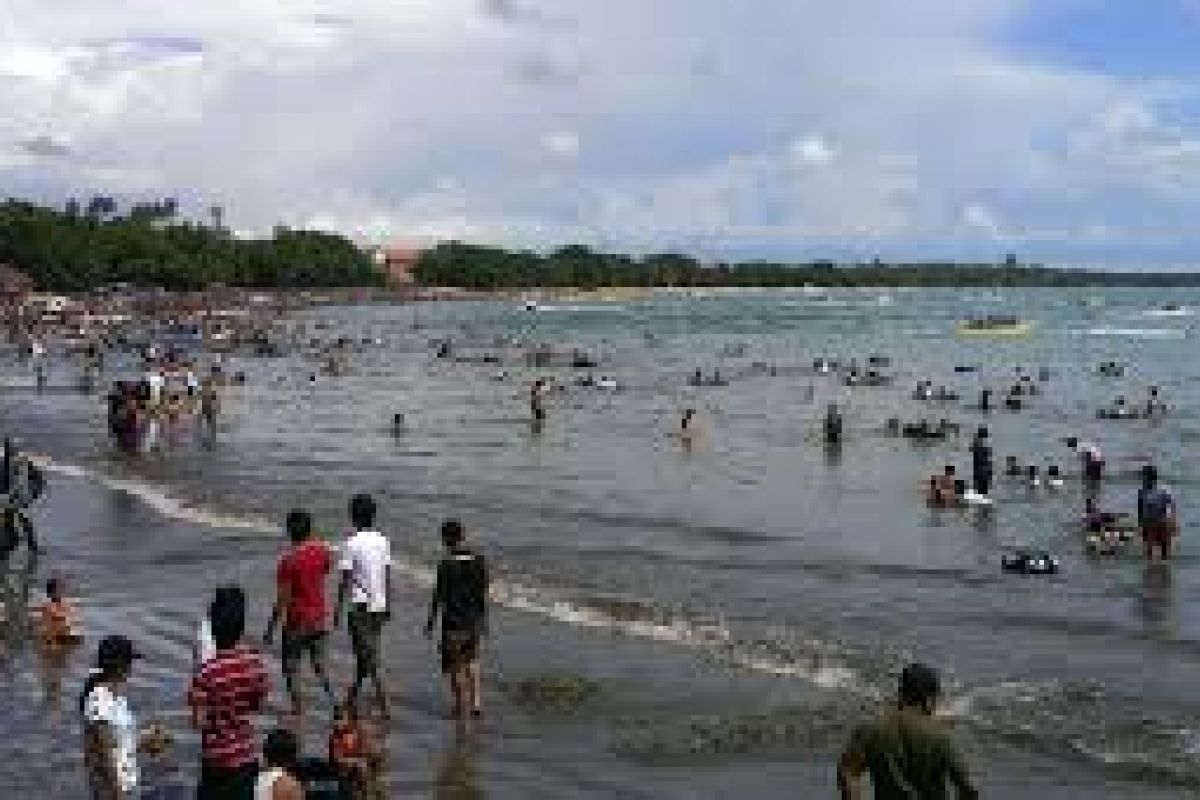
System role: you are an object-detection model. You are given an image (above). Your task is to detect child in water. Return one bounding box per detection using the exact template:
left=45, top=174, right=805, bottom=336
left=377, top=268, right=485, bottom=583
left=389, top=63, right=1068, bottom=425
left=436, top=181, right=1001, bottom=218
left=927, top=466, right=956, bottom=507
left=37, top=577, right=81, bottom=647
left=329, top=701, right=384, bottom=799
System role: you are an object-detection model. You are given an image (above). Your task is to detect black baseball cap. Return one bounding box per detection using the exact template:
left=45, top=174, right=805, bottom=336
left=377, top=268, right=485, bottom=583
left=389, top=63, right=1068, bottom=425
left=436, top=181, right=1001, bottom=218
left=96, top=635, right=143, bottom=669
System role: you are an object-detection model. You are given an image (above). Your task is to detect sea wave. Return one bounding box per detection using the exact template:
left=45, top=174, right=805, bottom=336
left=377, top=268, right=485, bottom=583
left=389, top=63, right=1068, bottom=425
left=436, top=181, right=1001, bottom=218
left=1070, top=327, right=1186, bottom=339
left=30, top=454, right=871, bottom=696
left=29, top=454, right=1200, bottom=785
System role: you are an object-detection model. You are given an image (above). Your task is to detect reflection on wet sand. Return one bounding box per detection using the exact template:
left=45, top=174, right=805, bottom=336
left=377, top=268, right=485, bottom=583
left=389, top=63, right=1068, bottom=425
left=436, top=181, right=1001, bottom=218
left=434, top=729, right=484, bottom=800
left=0, top=551, right=37, bottom=665
left=1138, top=562, right=1176, bottom=634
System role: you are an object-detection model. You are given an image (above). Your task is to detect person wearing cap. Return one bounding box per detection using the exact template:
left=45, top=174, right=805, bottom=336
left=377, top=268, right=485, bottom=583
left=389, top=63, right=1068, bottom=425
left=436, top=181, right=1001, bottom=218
left=81, top=635, right=166, bottom=799
left=837, top=663, right=978, bottom=799
left=256, top=728, right=304, bottom=800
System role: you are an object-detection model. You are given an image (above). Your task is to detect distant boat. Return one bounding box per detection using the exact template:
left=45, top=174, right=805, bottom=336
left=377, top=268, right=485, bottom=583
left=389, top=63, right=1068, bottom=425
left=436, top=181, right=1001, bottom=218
left=1144, top=303, right=1192, bottom=318
left=956, top=316, right=1033, bottom=337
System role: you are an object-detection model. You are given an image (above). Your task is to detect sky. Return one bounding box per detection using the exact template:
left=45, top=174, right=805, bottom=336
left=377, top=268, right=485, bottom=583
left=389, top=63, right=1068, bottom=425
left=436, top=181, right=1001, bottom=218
left=2, top=0, right=1200, bottom=267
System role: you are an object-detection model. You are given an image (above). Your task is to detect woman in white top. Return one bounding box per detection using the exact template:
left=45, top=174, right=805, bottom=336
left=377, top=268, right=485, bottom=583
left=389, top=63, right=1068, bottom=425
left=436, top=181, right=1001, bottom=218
left=256, top=728, right=304, bottom=800
left=81, top=635, right=150, bottom=799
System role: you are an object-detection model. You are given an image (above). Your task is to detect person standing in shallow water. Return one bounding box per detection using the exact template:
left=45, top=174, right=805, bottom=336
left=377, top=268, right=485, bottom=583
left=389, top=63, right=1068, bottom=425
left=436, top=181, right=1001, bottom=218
left=264, top=509, right=335, bottom=718
left=1138, top=465, right=1178, bottom=561
left=969, top=426, right=993, bottom=498
left=426, top=518, right=490, bottom=722
left=336, top=494, right=394, bottom=719
left=824, top=403, right=843, bottom=445
left=529, top=378, right=547, bottom=428
left=189, top=589, right=269, bottom=799
left=838, top=663, right=978, bottom=799
left=199, top=375, right=220, bottom=440
left=81, top=635, right=168, bottom=800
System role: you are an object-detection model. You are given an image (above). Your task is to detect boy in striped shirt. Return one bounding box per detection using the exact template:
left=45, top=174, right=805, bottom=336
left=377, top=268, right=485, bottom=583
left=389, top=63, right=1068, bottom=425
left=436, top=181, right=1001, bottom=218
left=188, top=588, right=268, bottom=799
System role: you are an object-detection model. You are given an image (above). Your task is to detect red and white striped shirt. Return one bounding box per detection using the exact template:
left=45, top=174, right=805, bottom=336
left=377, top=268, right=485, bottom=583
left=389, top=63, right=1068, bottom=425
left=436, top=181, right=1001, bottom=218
left=187, top=645, right=268, bottom=768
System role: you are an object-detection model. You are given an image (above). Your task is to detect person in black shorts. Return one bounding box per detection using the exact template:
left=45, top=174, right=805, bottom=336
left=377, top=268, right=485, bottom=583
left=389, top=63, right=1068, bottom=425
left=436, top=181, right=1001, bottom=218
left=530, top=379, right=547, bottom=426
left=425, top=519, right=490, bottom=722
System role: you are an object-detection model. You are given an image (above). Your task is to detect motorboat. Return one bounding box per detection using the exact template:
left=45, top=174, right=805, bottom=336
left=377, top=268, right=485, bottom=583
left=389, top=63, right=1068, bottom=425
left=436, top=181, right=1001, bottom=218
left=956, top=316, right=1033, bottom=336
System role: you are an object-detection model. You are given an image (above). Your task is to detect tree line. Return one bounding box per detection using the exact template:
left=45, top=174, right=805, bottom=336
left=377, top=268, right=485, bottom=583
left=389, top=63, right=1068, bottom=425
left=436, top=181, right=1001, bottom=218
left=0, top=198, right=382, bottom=292
left=416, top=242, right=1200, bottom=289
left=4, top=197, right=1197, bottom=293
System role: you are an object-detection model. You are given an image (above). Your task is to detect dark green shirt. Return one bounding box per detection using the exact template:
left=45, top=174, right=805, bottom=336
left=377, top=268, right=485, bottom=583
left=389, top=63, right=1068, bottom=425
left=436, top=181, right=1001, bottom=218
left=843, top=709, right=976, bottom=799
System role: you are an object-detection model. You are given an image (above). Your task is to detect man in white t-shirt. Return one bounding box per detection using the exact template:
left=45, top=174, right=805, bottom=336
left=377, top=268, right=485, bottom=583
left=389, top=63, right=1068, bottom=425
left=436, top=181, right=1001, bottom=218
left=335, top=494, right=393, bottom=717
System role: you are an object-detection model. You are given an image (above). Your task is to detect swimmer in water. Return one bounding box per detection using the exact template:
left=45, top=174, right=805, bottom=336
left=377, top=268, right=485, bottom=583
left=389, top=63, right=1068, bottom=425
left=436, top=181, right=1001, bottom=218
left=1146, top=386, right=1165, bottom=418
left=928, top=466, right=956, bottom=507
left=1045, top=465, right=1064, bottom=489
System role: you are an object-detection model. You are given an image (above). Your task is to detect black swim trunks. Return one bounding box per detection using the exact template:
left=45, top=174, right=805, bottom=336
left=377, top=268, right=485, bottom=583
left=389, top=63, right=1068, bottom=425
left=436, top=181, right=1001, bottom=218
left=440, top=628, right=481, bottom=673
left=281, top=629, right=326, bottom=672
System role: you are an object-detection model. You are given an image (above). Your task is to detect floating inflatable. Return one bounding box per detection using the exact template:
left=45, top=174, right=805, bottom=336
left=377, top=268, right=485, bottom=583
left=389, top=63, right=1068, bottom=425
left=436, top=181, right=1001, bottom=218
left=1002, top=550, right=1059, bottom=575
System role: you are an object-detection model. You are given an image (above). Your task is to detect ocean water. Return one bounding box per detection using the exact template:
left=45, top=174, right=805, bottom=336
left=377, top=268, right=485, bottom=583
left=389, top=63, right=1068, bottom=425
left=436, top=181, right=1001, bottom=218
left=3, top=287, right=1200, bottom=797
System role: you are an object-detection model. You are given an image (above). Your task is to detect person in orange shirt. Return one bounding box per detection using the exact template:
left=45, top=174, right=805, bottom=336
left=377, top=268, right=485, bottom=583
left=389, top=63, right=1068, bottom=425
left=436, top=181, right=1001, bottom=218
left=37, top=577, right=81, bottom=647
left=329, top=701, right=384, bottom=799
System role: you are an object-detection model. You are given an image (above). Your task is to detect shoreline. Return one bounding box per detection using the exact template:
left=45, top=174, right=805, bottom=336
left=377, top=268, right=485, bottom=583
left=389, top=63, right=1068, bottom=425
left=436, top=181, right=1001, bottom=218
left=0, top=455, right=1186, bottom=797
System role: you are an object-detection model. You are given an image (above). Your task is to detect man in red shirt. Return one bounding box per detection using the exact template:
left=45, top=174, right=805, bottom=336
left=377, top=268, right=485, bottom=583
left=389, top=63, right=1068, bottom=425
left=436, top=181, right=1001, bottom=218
left=188, top=588, right=268, bottom=800
left=264, top=509, right=335, bottom=717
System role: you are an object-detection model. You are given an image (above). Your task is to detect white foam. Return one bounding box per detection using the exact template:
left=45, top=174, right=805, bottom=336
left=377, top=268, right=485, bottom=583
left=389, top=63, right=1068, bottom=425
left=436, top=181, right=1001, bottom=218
left=1143, top=307, right=1194, bottom=318
left=1078, top=327, right=1185, bottom=338
left=532, top=304, right=624, bottom=313
left=33, top=457, right=275, bottom=535
left=35, top=454, right=872, bottom=695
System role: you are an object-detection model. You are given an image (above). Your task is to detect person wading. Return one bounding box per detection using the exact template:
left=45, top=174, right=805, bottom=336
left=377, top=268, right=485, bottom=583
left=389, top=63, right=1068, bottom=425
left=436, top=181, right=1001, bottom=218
left=264, top=509, right=336, bottom=718
left=838, top=662, right=978, bottom=799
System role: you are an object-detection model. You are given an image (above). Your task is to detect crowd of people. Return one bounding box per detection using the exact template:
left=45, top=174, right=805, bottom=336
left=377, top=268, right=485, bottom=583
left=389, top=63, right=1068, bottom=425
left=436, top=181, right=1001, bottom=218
left=1, top=318, right=1188, bottom=799
left=4, top=460, right=491, bottom=798
left=76, top=493, right=489, bottom=799
left=105, top=350, right=224, bottom=455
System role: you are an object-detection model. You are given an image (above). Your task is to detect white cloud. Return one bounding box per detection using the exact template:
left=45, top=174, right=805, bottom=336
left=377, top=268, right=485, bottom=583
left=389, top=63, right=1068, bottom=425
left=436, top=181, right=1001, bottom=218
left=789, top=135, right=835, bottom=167
left=541, top=130, right=581, bottom=159
left=961, top=203, right=1003, bottom=238
left=0, top=0, right=1199, bottom=262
